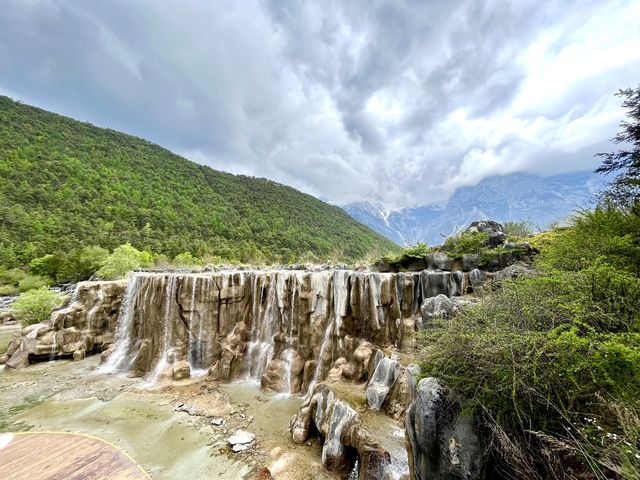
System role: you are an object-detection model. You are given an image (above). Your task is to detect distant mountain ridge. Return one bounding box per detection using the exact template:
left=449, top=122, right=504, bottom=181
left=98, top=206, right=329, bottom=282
left=344, top=172, right=602, bottom=245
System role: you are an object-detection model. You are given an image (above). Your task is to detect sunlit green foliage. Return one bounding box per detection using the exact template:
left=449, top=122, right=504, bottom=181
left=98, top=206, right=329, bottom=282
left=18, top=274, right=51, bottom=292
left=503, top=220, right=535, bottom=241
left=442, top=230, right=490, bottom=258
left=0, top=96, right=396, bottom=267
left=420, top=207, right=640, bottom=479
left=11, top=287, right=64, bottom=326
left=383, top=242, right=432, bottom=267
left=95, top=244, right=153, bottom=280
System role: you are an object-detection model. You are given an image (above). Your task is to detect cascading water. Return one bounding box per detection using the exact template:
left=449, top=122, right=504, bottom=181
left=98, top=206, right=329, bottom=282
left=101, top=274, right=142, bottom=372
left=366, top=356, right=402, bottom=410
left=150, top=275, right=178, bottom=381
left=279, top=272, right=299, bottom=396
left=102, top=269, right=464, bottom=393
left=306, top=271, right=333, bottom=395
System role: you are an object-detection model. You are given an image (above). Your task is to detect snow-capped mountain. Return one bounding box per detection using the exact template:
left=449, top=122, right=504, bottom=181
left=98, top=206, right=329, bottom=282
left=343, top=171, right=603, bottom=246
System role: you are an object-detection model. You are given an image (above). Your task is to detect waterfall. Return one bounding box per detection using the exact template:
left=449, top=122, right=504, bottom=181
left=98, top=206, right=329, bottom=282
left=150, top=275, right=178, bottom=381
left=187, top=276, right=201, bottom=371
left=244, top=272, right=283, bottom=380
left=101, top=269, right=466, bottom=391
left=366, top=357, right=402, bottom=410
left=101, top=273, right=142, bottom=372
left=280, top=272, right=299, bottom=396
left=306, top=271, right=334, bottom=395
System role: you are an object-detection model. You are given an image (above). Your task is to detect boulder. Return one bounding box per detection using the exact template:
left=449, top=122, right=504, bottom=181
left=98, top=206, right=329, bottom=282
left=4, top=350, right=29, bottom=370
left=172, top=360, right=191, bottom=380
left=468, top=220, right=506, bottom=248
left=406, top=377, right=485, bottom=480
left=420, top=294, right=456, bottom=326
left=492, top=261, right=536, bottom=287
left=73, top=348, right=86, bottom=361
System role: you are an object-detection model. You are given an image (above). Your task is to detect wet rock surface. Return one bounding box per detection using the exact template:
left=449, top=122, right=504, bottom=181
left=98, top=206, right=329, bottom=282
left=406, top=377, right=485, bottom=480
left=290, top=383, right=393, bottom=479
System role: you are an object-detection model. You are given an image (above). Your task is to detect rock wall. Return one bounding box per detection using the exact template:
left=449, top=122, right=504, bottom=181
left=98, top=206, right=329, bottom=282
left=405, top=378, right=484, bottom=480
left=1, top=281, right=125, bottom=369
left=101, top=269, right=464, bottom=391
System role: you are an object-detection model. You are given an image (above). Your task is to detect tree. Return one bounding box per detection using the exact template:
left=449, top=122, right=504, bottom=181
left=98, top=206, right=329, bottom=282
left=11, top=287, right=64, bottom=326
left=596, top=85, right=640, bottom=207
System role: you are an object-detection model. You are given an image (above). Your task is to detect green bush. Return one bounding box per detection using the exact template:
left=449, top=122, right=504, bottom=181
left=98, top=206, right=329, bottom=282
left=172, top=252, right=204, bottom=268
left=383, top=242, right=432, bottom=267
left=419, top=207, right=640, bottom=478
left=95, top=244, right=153, bottom=280
left=29, top=254, right=62, bottom=278
left=11, top=287, right=64, bottom=326
left=503, top=220, right=535, bottom=240
left=442, top=230, right=489, bottom=258
left=18, top=274, right=52, bottom=292
left=0, top=285, right=18, bottom=296
left=0, top=267, right=26, bottom=286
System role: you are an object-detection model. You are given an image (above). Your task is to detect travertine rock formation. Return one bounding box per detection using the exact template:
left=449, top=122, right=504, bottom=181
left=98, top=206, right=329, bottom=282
left=100, top=270, right=464, bottom=393
left=290, top=383, right=392, bottom=479
left=2, top=281, right=125, bottom=370
left=406, top=377, right=484, bottom=480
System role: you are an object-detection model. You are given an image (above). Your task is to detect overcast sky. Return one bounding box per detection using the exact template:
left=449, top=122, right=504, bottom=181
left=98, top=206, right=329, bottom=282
left=1, top=0, right=638, bottom=209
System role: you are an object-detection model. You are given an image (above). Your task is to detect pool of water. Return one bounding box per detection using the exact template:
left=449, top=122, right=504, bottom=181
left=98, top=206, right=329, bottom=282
left=0, top=357, right=252, bottom=479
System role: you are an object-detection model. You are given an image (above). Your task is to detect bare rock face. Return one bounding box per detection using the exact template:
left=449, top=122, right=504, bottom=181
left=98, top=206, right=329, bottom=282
left=3, top=280, right=125, bottom=370
left=405, top=377, right=485, bottom=480
left=290, top=383, right=391, bottom=479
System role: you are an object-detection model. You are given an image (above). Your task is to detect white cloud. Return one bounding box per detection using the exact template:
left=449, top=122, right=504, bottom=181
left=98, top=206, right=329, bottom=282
left=0, top=0, right=638, bottom=209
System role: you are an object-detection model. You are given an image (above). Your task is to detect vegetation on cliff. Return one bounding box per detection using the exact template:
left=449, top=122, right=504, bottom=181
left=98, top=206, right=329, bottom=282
left=0, top=96, right=397, bottom=272
left=418, top=86, right=640, bottom=479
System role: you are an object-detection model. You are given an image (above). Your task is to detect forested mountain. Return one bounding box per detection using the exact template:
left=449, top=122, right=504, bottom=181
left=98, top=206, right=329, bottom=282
left=0, top=96, right=396, bottom=265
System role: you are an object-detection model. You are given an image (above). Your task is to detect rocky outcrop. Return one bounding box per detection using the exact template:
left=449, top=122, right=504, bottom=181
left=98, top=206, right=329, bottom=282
left=101, top=270, right=464, bottom=393
left=290, top=383, right=392, bottom=479
left=468, top=220, right=506, bottom=248
left=420, top=295, right=479, bottom=329
left=3, top=281, right=125, bottom=370
left=406, top=378, right=485, bottom=480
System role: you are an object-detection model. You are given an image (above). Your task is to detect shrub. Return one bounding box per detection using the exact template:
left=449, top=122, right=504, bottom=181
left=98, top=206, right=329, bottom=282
left=418, top=206, right=640, bottom=478
left=0, top=285, right=18, bottom=296
left=442, top=230, right=489, bottom=257
left=503, top=220, right=535, bottom=240
left=29, top=254, right=62, bottom=278
left=18, top=274, right=52, bottom=292
left=172, top=252, right=203, bottom=268
left=95, top=244, right=153, bottom=280
left=11, top=287, right=64, bottom=326
left=381, top=242, right=433, bottom=269
left=0, top=268, right=26, bottom=286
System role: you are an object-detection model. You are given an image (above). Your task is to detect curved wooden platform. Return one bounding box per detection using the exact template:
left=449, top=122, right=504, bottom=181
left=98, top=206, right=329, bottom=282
left=0, top=432, right=149, bottom=479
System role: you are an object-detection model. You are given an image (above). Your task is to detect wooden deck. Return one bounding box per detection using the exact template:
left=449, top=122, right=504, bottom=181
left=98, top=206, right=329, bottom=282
left=0, top=432, right=149, bottom=479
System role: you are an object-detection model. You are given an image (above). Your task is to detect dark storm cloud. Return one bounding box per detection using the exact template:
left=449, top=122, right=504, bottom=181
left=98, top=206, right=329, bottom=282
left=1, top=0, right=638, bottom=208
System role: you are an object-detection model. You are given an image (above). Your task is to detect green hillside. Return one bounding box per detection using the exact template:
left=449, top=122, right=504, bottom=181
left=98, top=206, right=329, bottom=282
left=0, top=96, right=397, bottom=265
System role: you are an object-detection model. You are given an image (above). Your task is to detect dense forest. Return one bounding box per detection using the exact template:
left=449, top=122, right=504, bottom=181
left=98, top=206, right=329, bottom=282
left=0, top=96, right=396, bottom=267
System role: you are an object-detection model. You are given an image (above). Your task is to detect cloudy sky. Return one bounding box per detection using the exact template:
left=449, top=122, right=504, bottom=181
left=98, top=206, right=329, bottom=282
left=1, top=0, right=638, bottom=209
